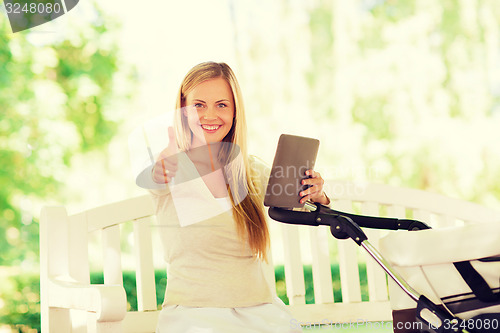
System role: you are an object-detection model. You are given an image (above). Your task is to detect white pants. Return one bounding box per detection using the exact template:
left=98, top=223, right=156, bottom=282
left=156, top=297, right=303, bottom=333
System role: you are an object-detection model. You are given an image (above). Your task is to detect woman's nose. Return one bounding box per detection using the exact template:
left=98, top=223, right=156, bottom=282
left=202, top=106, right=217, bottom=120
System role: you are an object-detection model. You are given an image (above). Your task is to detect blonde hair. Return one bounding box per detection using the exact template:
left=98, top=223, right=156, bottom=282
left=174, top=62, right=269, bottom=260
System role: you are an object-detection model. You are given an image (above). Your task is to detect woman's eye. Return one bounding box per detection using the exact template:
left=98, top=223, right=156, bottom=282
left=194, top=103, right=204, bottom=108
left=217, top=103, right=227, bottom=108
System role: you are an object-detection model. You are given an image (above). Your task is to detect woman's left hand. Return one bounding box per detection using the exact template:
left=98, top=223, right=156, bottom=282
left=299, top=170, right=330, bottom=205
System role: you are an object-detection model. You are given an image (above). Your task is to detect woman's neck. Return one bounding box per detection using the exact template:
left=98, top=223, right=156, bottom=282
left=187, top=142, right=222, bottom=172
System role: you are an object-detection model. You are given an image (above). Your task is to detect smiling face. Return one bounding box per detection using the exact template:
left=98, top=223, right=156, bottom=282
left=184, top=77, right=235, bottom=147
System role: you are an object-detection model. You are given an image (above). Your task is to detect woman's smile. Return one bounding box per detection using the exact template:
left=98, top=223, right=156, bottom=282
left=200, top=123, right=222, bottom=133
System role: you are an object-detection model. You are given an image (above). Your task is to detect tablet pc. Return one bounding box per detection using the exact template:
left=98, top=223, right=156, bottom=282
left=264, top=134, right=320, bottom=208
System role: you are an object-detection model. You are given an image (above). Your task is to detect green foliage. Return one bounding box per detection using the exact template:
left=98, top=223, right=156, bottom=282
left=308, top=2, right=333, bottom=65
left=306, top=1, right=334, bottom=120
left=54, top=38, right=120, bottom=151
left=0, top=270, right=41, bottom=333
left=305, top=0, right=500, bottom=207
left=0, top=5, right=134, bottom=266
left=352, top=97, right=394, bottom=141
left=439, top=0, right=462, bottom=47
left=369, top=0, right=416, bottom=23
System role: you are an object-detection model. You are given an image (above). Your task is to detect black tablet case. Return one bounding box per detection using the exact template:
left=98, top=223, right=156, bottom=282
left=264, top=134, right=320, bottom=209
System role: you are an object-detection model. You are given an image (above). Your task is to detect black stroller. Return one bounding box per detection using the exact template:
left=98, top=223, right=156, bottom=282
left=268, top=202, right=500, bottom=333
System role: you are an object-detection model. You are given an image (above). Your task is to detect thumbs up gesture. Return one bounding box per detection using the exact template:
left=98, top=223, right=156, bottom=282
left=152, top=127, right=179, bottom=184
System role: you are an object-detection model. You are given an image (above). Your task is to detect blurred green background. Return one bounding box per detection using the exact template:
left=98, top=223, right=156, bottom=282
left=1, top=0, right=500, bottom=331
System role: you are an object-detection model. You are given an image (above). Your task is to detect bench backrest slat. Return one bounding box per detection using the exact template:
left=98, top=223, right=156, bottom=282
left=281, top=224, right=306, bottom=305
left=68, top=213, right=90, bottom=284
left=334, top=199, right=362, bottom=303
left=133, top=216, right=157, bottom=311
left=361, top=201, right=389, bottom=302
left=102, top=225, right=123, bottom=286
left=308, top=226, right=334, bottom=304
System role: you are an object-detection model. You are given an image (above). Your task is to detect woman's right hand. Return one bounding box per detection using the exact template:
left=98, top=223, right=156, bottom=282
left=152, top=127, right=179, bottom=184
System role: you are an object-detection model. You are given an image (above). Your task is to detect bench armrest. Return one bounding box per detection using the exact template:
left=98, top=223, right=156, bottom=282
left=46, top=277, right=127, bottom=322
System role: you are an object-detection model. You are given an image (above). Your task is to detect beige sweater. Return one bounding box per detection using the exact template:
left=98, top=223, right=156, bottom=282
left=150, top=155, right=274, bottom=308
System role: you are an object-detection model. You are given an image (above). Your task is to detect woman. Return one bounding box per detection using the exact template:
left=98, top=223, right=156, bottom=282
left=150, top=62, right=329, bottom=332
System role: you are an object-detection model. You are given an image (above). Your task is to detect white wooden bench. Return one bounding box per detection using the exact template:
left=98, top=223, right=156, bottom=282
left=40, top=180, right=500, bottom=332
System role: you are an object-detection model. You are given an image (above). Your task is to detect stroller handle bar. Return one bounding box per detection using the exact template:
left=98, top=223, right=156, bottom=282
left=301, top=201, right=431, bottom=231
left=269, top=204, right=421, bottom=302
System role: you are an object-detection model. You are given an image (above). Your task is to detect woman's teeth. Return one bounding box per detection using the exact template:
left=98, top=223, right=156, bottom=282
left=201, top=125, right=221, bottom=131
